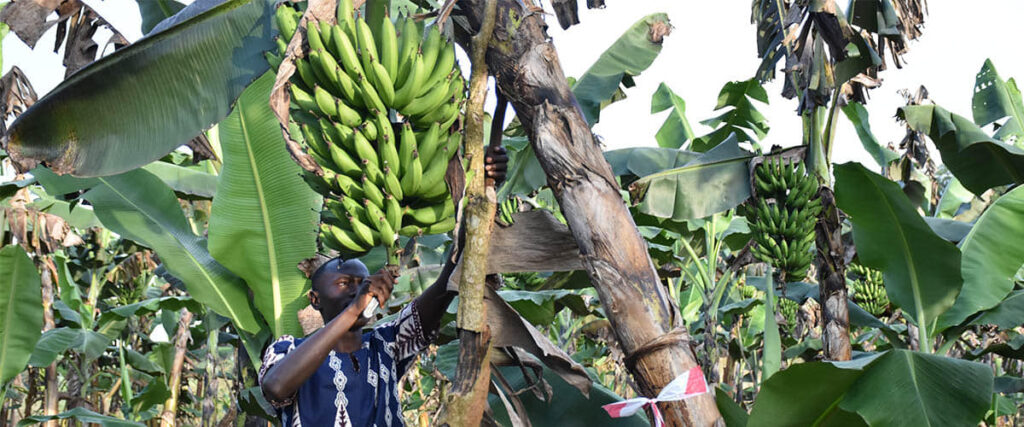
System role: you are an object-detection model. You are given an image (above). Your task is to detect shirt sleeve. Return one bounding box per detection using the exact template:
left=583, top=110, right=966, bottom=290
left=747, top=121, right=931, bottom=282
left=375, top=303, right=435, bottom=375
left=258, top=335, right=298, bottom=408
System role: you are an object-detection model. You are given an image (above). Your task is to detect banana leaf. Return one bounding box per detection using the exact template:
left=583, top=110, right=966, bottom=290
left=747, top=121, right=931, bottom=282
left=136, top=0, right=187, bottom=35
left=937, top=185, right=1024, bottom=330
left=835, top=163, right=963, bottom=340
left=0, top=245, right=42, bottom=384
left=972, top=59, right=1024, bottom=141
left=572, top=13, right=670, bottom=125
left=18, top=408, right=143, bottom=427
left=5, top=0, right=275, bottom=177
left=898, top=105, right=1024, bottom=194
left=78, top=169, right=264, bottom=334
left=652, top=83, right=696, bottom=149
left=628, top=135, right=753, bottom=221
left=842, top=101, right=899, bottom=168
left=209, top=72, right=321, bottom=338
left=839, top=350, right=993, bottom=426
left=972, top=291, right=1024, bottom=331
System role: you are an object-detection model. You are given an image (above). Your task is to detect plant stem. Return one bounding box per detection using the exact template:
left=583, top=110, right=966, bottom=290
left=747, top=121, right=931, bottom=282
left=440, top=0, right=498, bottom=424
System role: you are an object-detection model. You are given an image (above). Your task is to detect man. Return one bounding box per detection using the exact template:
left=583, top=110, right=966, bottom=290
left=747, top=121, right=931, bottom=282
left=259, top=146, right=507, bottom=426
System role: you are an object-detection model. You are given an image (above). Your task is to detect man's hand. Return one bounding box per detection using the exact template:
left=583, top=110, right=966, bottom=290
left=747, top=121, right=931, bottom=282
left=485, top=146, right=508, bottom=187
left=353, top=268, right=397, bottom=314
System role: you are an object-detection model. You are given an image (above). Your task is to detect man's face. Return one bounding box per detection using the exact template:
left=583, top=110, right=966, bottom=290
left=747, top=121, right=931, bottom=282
left=311, top=271, right=369, bottom=329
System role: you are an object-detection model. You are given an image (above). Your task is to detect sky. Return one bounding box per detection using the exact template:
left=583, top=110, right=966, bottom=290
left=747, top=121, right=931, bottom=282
left=6, top=0, right=1024, bottom=171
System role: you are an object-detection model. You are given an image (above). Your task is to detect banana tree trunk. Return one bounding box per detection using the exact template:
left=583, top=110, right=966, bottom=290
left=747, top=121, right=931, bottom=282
left=453, top=1, right=722, bottom=425
left=160, top=309, right=193, bottom=427
left=441, top=1, right=499, bottom=425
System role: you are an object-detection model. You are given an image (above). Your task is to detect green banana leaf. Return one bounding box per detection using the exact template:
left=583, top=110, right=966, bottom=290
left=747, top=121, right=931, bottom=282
left=628, top=135, right=753, bottom=221
left=761, top=271, right=781, bottom=381
left=142, top=161, right=218, bottom=198
left=691, top=79, right=770, bottom=153
left=0, top=245, right=42, bottom=384
left=716, top=387, right=749, bottom=427
left=18, top=407, right=143, bottom=427
left=209, top=73, right=321, bottom=338
left=973, top=290, right=1024, bottom=331
left=136, top=0, right=187, bottom=35
left=5, top=0, right=275, bottom=177
left=834, top=163, right=962, bottom=339
left=498, top=289, right=590, bottom=326
left=898, top=105, right=1024, bottom=194
left=604, top=146, right=699, bottom=179
left=841, top=101, right=899, bottom=168
left=572, top=13, right=670, bottom=126
left=749, top=356, right=875, bottom=427
left=972, top=59, right=1024, bottom=141
left=78, top=169, right=263, bottom=334
left=839, top=350, right=993, bottom=427
left=27, top=327, right=112, bottom=367
left=937, top=185, right=1024, bottom=330
left=922, top=217, right=972, bottom=243
left=652, top=82, right=696, bottom=149
left=487, top=366, right=648, bottom=427
left=752, top=349, right=992, bottom=427
left=935, top=177, right=973, bottom=219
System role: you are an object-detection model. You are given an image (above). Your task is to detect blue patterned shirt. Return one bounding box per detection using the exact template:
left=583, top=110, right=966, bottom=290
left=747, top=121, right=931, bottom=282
left=258, top=304, right=433, bottom=426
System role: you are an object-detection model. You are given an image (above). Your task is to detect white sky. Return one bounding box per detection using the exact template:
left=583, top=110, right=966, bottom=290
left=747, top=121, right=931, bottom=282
left=6, top=0, right=1024, bottom=170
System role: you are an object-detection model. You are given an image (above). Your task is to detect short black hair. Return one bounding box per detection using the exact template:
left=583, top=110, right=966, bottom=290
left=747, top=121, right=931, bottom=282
left=310, top=257, right=370, bottom=292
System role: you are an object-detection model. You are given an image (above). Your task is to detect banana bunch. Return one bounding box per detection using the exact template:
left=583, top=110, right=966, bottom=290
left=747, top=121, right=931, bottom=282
left=848, top=263, right=888, bottom=316
left=496, top=197, right=521, bottom=226
left=270, top=3, right=466, bottom=259
left=747, top=157, right=822, bottom=281
left=778, top=297, right=798, bottom=329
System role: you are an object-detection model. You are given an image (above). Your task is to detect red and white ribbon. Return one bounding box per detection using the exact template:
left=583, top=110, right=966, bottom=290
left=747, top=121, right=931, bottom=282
left=602, top=367, right=709, bottom=427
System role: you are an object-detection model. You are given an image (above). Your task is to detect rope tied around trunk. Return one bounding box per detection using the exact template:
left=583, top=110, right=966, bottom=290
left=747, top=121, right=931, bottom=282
left=623, top=327, right=691, bottom=371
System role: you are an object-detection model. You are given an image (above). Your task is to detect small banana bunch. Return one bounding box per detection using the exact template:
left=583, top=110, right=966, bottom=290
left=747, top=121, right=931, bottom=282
left=778, top=297, right=798, bottom=329
left=747, top=157, right=822, bottom=281
left=270, top=2, right=466, bottom=260
left=496, top=197, right=521, bottom=226
left=848, top=263, right=888, bottom=316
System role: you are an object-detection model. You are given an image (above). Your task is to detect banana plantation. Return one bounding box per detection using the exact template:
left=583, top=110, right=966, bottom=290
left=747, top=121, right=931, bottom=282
left=1, top=0, right=1023, bottom=426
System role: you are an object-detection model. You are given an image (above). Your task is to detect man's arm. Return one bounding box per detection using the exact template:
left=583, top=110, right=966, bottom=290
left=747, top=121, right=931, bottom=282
left=260, top=271, right=395, bottom=404
left=413, top=145, right=507, bottom=335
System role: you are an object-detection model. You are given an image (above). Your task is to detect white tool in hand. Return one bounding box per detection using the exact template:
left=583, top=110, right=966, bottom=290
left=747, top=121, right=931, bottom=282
left=362, top=297, right=379, bottom=318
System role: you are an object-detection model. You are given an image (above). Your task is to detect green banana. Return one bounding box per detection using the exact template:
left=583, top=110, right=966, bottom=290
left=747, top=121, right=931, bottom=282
left=415, top=122, right=442, bottom=167
left=402, top=73, right=454, bottom=117
left=400, top=153, right=423, bottom=196
left=385, top=194, right=402, bottom=231
left=348, top=213, right=378, bottom=247
left=362, top=176, right=386, bottom=209
left=336, top=0, right=356, bottom=38
left=422, top=42, right=454, bottom=90
left=379, top=17, right=399, bottom=79
left=417, top=147, right=450, bottom=197
left=393, top=53, right=424, bottom=108
left=397, top=121, right=417, bottom=177
left=383, top=166, right=404, bottom=200
left=275, top=5, right=298, bottom=42
left=330, top=25, right=365, bottom=80
left=356, top=18, right=378, bottom=75
left=423, top=216, right=456, bottom=235
left=321, top=222, right=369, bottom=253
left=405, top=198, right=454, bottom=225
left=328, top=140, right=363, bottom=177
left=417, top=26, right=441, bottom=95
left=306, top=19, right=325, bottom=53
left=357, top=72, right=387, bottom=113
left=290, top=85, right=318, bottom=112
left=294, top=57, right=318, bottom=91
left=351, top=129, right=379, bottom=168
left=370, top=60, right=396, bottom=106
left=333, top=173, right=364, bottom=199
